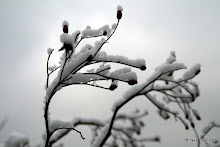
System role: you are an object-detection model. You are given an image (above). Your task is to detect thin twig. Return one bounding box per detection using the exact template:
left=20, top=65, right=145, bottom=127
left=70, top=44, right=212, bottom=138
left=59, top=51, right=68, bottom=82
left=51, top=127, right=85, bottom=140
left=46, top=49, right=54, bottom=88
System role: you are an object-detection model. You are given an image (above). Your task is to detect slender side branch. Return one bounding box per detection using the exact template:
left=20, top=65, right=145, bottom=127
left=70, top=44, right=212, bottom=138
left=92, top=60, right=142, bottom=69
left=51, top=127, right=85, bottom=140
left=201, top=123, right=220, bottom=139
left=49, top=66, right=61, bottom=75
left=46, top=49, right=54, bottom=88
left=59, top=51, right=68, bottom=82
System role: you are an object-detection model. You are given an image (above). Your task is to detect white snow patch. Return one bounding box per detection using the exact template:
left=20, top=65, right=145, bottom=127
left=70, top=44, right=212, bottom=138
left=4, top=132, right=29, bottom=147
left=117, top=5, right=123, bottom=11
left=62, top=20, right=69, bottom=27
left=60, top=33, right=74, bottom=45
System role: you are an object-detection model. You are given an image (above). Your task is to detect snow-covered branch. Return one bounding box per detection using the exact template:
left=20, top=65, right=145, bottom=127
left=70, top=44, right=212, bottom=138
left=44, top=5, right=147, bottom=147
left=97, top=51, right=201, bottom=146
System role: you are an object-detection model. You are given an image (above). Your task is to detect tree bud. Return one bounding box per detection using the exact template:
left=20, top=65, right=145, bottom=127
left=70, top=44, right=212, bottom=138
left=117, top=11, right=122, bottom=19
left=190, top=122, right=195, bottom=128
left=140, top=65, right=146, bottom=71
left=63, top=25, right=68, bottom=33
left=195, top=69, right=200, bottom=76
left=109, top=85, right=117, bottom=91
left=103, top=31, right=107, bottom=36
left=128, top=80, right=137, bottom=85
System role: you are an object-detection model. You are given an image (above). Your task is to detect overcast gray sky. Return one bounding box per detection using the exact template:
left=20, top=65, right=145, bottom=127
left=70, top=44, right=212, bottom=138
left=0, top=0, right=220, bottom=147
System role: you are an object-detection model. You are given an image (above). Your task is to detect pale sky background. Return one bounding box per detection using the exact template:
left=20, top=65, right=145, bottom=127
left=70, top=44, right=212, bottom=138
left=0, top=0, right=220, bottom=147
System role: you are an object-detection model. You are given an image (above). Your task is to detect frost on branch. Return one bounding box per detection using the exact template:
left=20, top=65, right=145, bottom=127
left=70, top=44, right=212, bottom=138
left=4, top=132, right=29, bottom=147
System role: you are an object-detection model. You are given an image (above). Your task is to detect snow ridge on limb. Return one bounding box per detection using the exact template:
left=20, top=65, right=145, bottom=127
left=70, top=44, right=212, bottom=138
left=94, top=51, right=146, bottom=69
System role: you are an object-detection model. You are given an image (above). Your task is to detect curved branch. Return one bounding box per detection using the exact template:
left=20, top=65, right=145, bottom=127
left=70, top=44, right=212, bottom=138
left=51, top=127, right=85, bottom=142
left=93, top=19, right=120, bottom=58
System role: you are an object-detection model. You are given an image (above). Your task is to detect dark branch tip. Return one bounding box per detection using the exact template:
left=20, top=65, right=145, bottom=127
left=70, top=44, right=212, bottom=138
left=195, top=69, right=200, bottom=76
left=117, top=11, right=122, bottom=19
left=63, top=25, right=68, bottom=33
left=109, top=85, right=117, bottom=91
left=103, top=31, right=107, bottom=36
left=128, top=80, right=137, bottom=85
